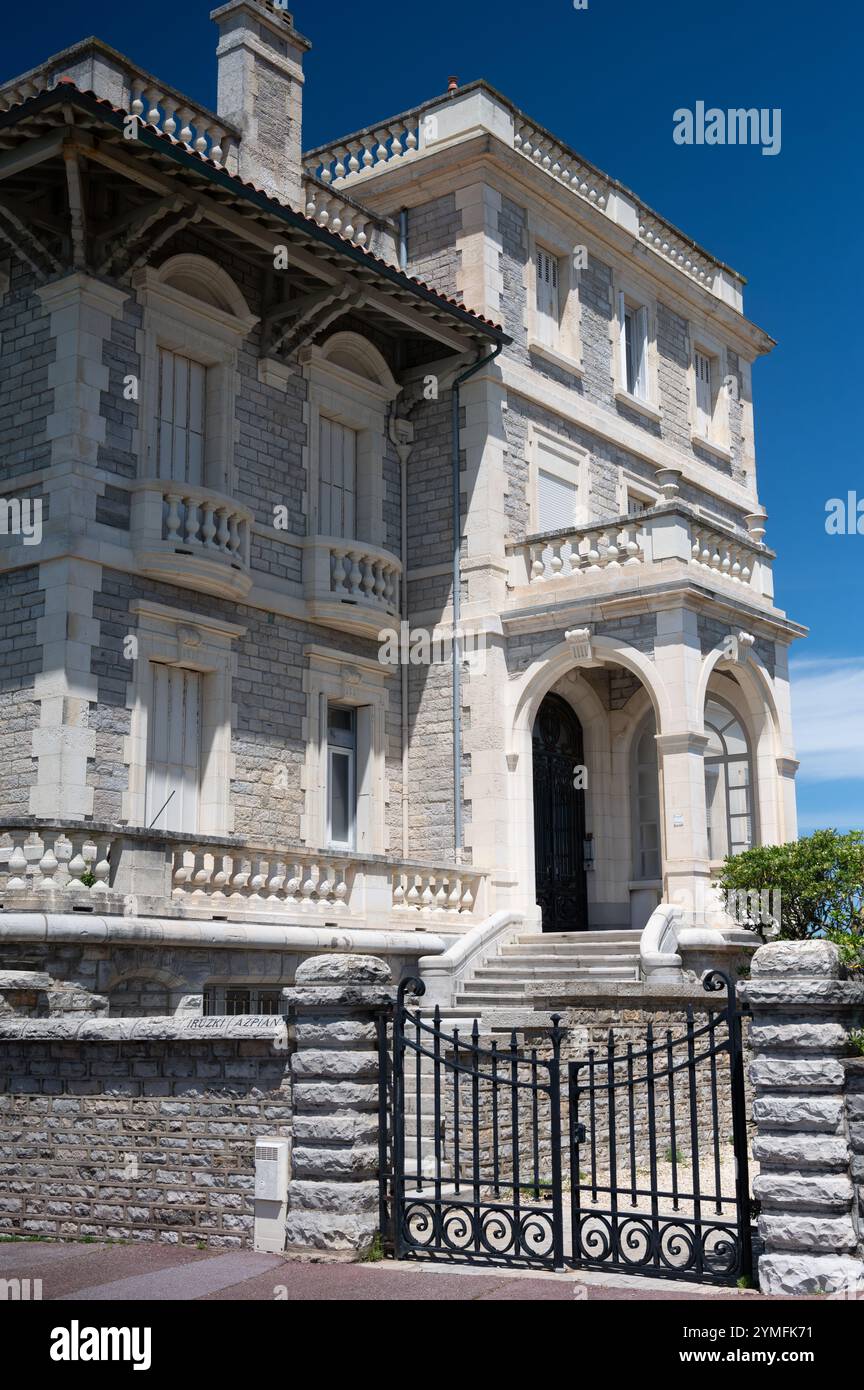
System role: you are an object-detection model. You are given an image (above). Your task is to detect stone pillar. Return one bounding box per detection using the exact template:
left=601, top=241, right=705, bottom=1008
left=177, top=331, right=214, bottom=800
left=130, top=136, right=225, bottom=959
left=740, top=940, right=864, bottom=1295
left=212, top=0, right=310, bottom=208
left=283, top=954, right=393, bottom=1257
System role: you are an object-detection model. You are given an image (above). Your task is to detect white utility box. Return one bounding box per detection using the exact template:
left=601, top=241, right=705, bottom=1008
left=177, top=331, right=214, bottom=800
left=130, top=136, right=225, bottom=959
left=253, top=1137, right=291, bottom=1252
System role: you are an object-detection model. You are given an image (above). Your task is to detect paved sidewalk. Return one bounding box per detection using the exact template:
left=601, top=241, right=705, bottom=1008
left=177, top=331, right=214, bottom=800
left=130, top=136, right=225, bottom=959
left=0, top=1241, right=770, bottom=1300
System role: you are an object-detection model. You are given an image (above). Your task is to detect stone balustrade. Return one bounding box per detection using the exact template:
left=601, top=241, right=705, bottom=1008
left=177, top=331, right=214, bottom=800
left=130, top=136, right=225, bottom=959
left=303, top=535, right=402, bottom=634
left=514, top=119, right=609, bottom=209
left=509, top=503, right=774, bottom=601
left=391, top=867, right=484, bottom=920
left=304, top=118, right=421, bottom=189
left=170, top=846, right=354, bottom=918
left=130, top=479, right=253, bottom=599
left=0, top=827, right=116, bottom=909
left=637, top=210, right=717, bottom=288
left=0, top=38, right=239, bottom=171
left=526, top=519, right=643, bottom=582
left=301, top=175, right=379, bottom=247
left=0, top=822, right=491, bottom=932
left=690, top=521, right=754, bottom=587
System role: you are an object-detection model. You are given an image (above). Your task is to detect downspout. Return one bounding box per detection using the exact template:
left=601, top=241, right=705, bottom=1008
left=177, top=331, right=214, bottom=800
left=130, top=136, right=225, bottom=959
left=388, top=406, right=412, bottom=857
left=451, top=342, right=503, bottom=864
left=399, top=209, right=408, bottom=271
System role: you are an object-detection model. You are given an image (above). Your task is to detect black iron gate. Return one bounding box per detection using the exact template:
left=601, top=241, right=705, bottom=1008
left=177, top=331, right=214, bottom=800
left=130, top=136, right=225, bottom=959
left=384, top=971, right=751, bottom=1285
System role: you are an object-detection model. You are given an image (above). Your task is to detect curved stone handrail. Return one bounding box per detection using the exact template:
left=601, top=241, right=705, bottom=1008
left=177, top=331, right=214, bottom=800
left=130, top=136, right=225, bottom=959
left=639, top=902, right=685, bottom=980
left=0, top=913, right=448, bottom=957
left=417, top=909, right=524, bottom=1008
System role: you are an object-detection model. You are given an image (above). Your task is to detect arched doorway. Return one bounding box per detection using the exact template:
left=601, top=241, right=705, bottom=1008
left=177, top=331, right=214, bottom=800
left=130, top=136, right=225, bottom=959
left=532, top=693, right=588, bottom=931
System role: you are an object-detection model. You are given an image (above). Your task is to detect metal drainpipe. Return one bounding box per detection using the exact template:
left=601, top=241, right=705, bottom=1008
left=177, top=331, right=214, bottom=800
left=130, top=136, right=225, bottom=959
left=399, top=209, right=408, bottom=271
left=451, top=342, right=503, bottom=864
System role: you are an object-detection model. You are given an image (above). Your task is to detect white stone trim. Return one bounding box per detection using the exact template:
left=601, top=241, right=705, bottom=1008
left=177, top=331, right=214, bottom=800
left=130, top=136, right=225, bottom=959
left=609, top=267, right=661, bottom=412
left=121, top=600, right=245, bottom=834
left=133, top=260, right=256, bottom=496
left=525, top=217, right=583, bottom=371
left=301, top=336, right=400, bottom=550
left=527, top=422, right=590, bottom=533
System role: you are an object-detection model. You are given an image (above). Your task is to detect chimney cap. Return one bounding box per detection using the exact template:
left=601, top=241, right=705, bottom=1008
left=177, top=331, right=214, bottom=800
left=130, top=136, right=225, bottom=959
left=447, top=75, right=459, bottom=93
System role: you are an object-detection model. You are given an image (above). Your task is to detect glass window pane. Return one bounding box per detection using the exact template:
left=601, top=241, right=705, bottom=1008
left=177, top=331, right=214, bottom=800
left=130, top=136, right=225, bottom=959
left=329, top=749, right=351, bottom=845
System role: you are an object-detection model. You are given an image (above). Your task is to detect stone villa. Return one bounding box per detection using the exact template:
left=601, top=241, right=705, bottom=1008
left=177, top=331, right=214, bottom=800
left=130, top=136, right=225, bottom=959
left=0, top=0, right=805, bottom=1018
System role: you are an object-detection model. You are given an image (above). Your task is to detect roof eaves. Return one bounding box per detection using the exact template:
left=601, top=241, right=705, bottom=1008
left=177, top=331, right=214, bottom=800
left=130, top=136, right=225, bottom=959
left=0, top=84, right=508, bottom=344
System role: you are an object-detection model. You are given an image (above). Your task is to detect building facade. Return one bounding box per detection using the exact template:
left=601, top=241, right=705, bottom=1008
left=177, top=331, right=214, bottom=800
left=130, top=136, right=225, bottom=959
left=0, top=1, right=804, bottom=1016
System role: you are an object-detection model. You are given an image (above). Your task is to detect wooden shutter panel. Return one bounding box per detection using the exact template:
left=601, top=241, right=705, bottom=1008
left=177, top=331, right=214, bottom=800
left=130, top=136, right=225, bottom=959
left=319, top=419, right=357, bottom=538
left=634, top=306, right=649, bottom=399
left=618, top=291, right=629, bottom=389
left=536, top=250, right=559, bottom=346
left=695, top=350, right=713, bottom=433
left=157, top=349, right=206, bottom=486
left=145, top=664, right=201, bottom=832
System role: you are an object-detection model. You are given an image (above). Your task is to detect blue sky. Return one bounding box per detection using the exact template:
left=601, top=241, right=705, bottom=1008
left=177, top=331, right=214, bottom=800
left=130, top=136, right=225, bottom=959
left=6, top=0, right=863, bottom=835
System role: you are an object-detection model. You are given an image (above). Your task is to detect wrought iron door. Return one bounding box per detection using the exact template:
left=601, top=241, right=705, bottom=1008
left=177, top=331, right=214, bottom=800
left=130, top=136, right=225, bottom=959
left=532, top=693, right=588, bottom=931
left=388, top=978, right=565, bottom=1268
left=567, top=972, right=752, bottom=1284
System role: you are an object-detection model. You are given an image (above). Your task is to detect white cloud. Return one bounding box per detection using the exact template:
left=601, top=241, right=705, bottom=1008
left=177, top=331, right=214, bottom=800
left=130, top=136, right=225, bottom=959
left=791, top=657, right=864, bottom=782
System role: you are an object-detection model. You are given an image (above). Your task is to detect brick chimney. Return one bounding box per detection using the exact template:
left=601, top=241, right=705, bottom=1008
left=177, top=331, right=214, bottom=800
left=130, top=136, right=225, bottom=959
left=211, top=0, right=310, bottom=207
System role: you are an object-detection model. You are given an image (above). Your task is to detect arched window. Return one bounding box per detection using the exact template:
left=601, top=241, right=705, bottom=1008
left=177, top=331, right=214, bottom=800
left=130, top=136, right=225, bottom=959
left=704, top=697, right=756, bottom=860
left=631, top=714, right=661, bottom=880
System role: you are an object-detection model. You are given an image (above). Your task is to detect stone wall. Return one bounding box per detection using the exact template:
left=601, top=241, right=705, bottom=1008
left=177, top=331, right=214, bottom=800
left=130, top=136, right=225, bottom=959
left=0, top=1018, right=292, bottom=1248
left=845, top=1059, right=864, bottom=1268
left=740, top=940, right=864, bottom=1295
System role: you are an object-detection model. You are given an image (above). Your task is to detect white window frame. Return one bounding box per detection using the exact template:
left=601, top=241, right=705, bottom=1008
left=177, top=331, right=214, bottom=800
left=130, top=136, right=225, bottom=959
left=704, top=694, right=758, bottom=864
left=300, top=646, right=391, bottom=854
left=610, top=272, right=660, bottom=420
left=133, top=257, right=257, bottom=495
left=616, top=467, right=659, bottom=518
left=631, top=713, right=662, bottom=882
left=301, top=334, right=400, bottom=548
left=526, top=224, right=583, bottom=373
left=688, top=328, right=731, bottom=459
left=122, top=600, right=245, bottom=836
left=528, top=425, right=590, bottom=535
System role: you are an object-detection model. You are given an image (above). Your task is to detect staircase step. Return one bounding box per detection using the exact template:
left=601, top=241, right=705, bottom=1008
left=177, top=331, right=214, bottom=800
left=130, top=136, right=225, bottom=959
left=476, top=957, right=639, bottom=975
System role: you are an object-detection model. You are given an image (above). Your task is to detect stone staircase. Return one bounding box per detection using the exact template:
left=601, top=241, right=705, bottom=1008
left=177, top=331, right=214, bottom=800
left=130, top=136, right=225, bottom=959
left=455, top=929, right=642, bottom=1007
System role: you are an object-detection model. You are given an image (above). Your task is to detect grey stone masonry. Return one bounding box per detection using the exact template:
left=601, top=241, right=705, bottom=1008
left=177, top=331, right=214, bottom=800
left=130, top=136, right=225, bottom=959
left=0, top=1015, right=292, bottom=1247
left=282, top=953, right=393, bottom=1257
left=739, top=940, right=864, bottom=1296
left=846, top=1059, right=864, bottom=1259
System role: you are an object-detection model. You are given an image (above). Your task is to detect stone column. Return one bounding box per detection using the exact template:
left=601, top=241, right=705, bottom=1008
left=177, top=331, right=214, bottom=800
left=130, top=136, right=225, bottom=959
left=740, top=940, right=864, bottom=1295
left=283, top=954, right=393, bottom=1257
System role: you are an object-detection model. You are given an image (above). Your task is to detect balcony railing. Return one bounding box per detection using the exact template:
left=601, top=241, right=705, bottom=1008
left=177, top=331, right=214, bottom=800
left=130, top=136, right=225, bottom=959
left=303, top=535, right=402, bottom=635
left=301, top=173, right=395, bottom=254
left=0, top=822, right=490, bottom=931
left=304, top=84, right=739, bottom=299
left=0, top=38, right=239, bottom=171
left=130, top=479, right=253, bottom=600
left=507, top=503, right=774, bottom=603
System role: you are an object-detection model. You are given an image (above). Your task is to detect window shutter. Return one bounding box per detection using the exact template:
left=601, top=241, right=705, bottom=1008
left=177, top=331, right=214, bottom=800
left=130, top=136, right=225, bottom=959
left=618, top=291, right=628, bottom=388
left=634, top=306, right=649, bottom=400
left=536, top=250, right=559, bottom=346
left=318, top=419, right=357, bottom=538
left=157, top=349, right=205, bottom=486
left=537, top=469, right=577, bottom=533
left=695, top=350, right=713, bottom=433
left=145, top=664, right=201, bottom=832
